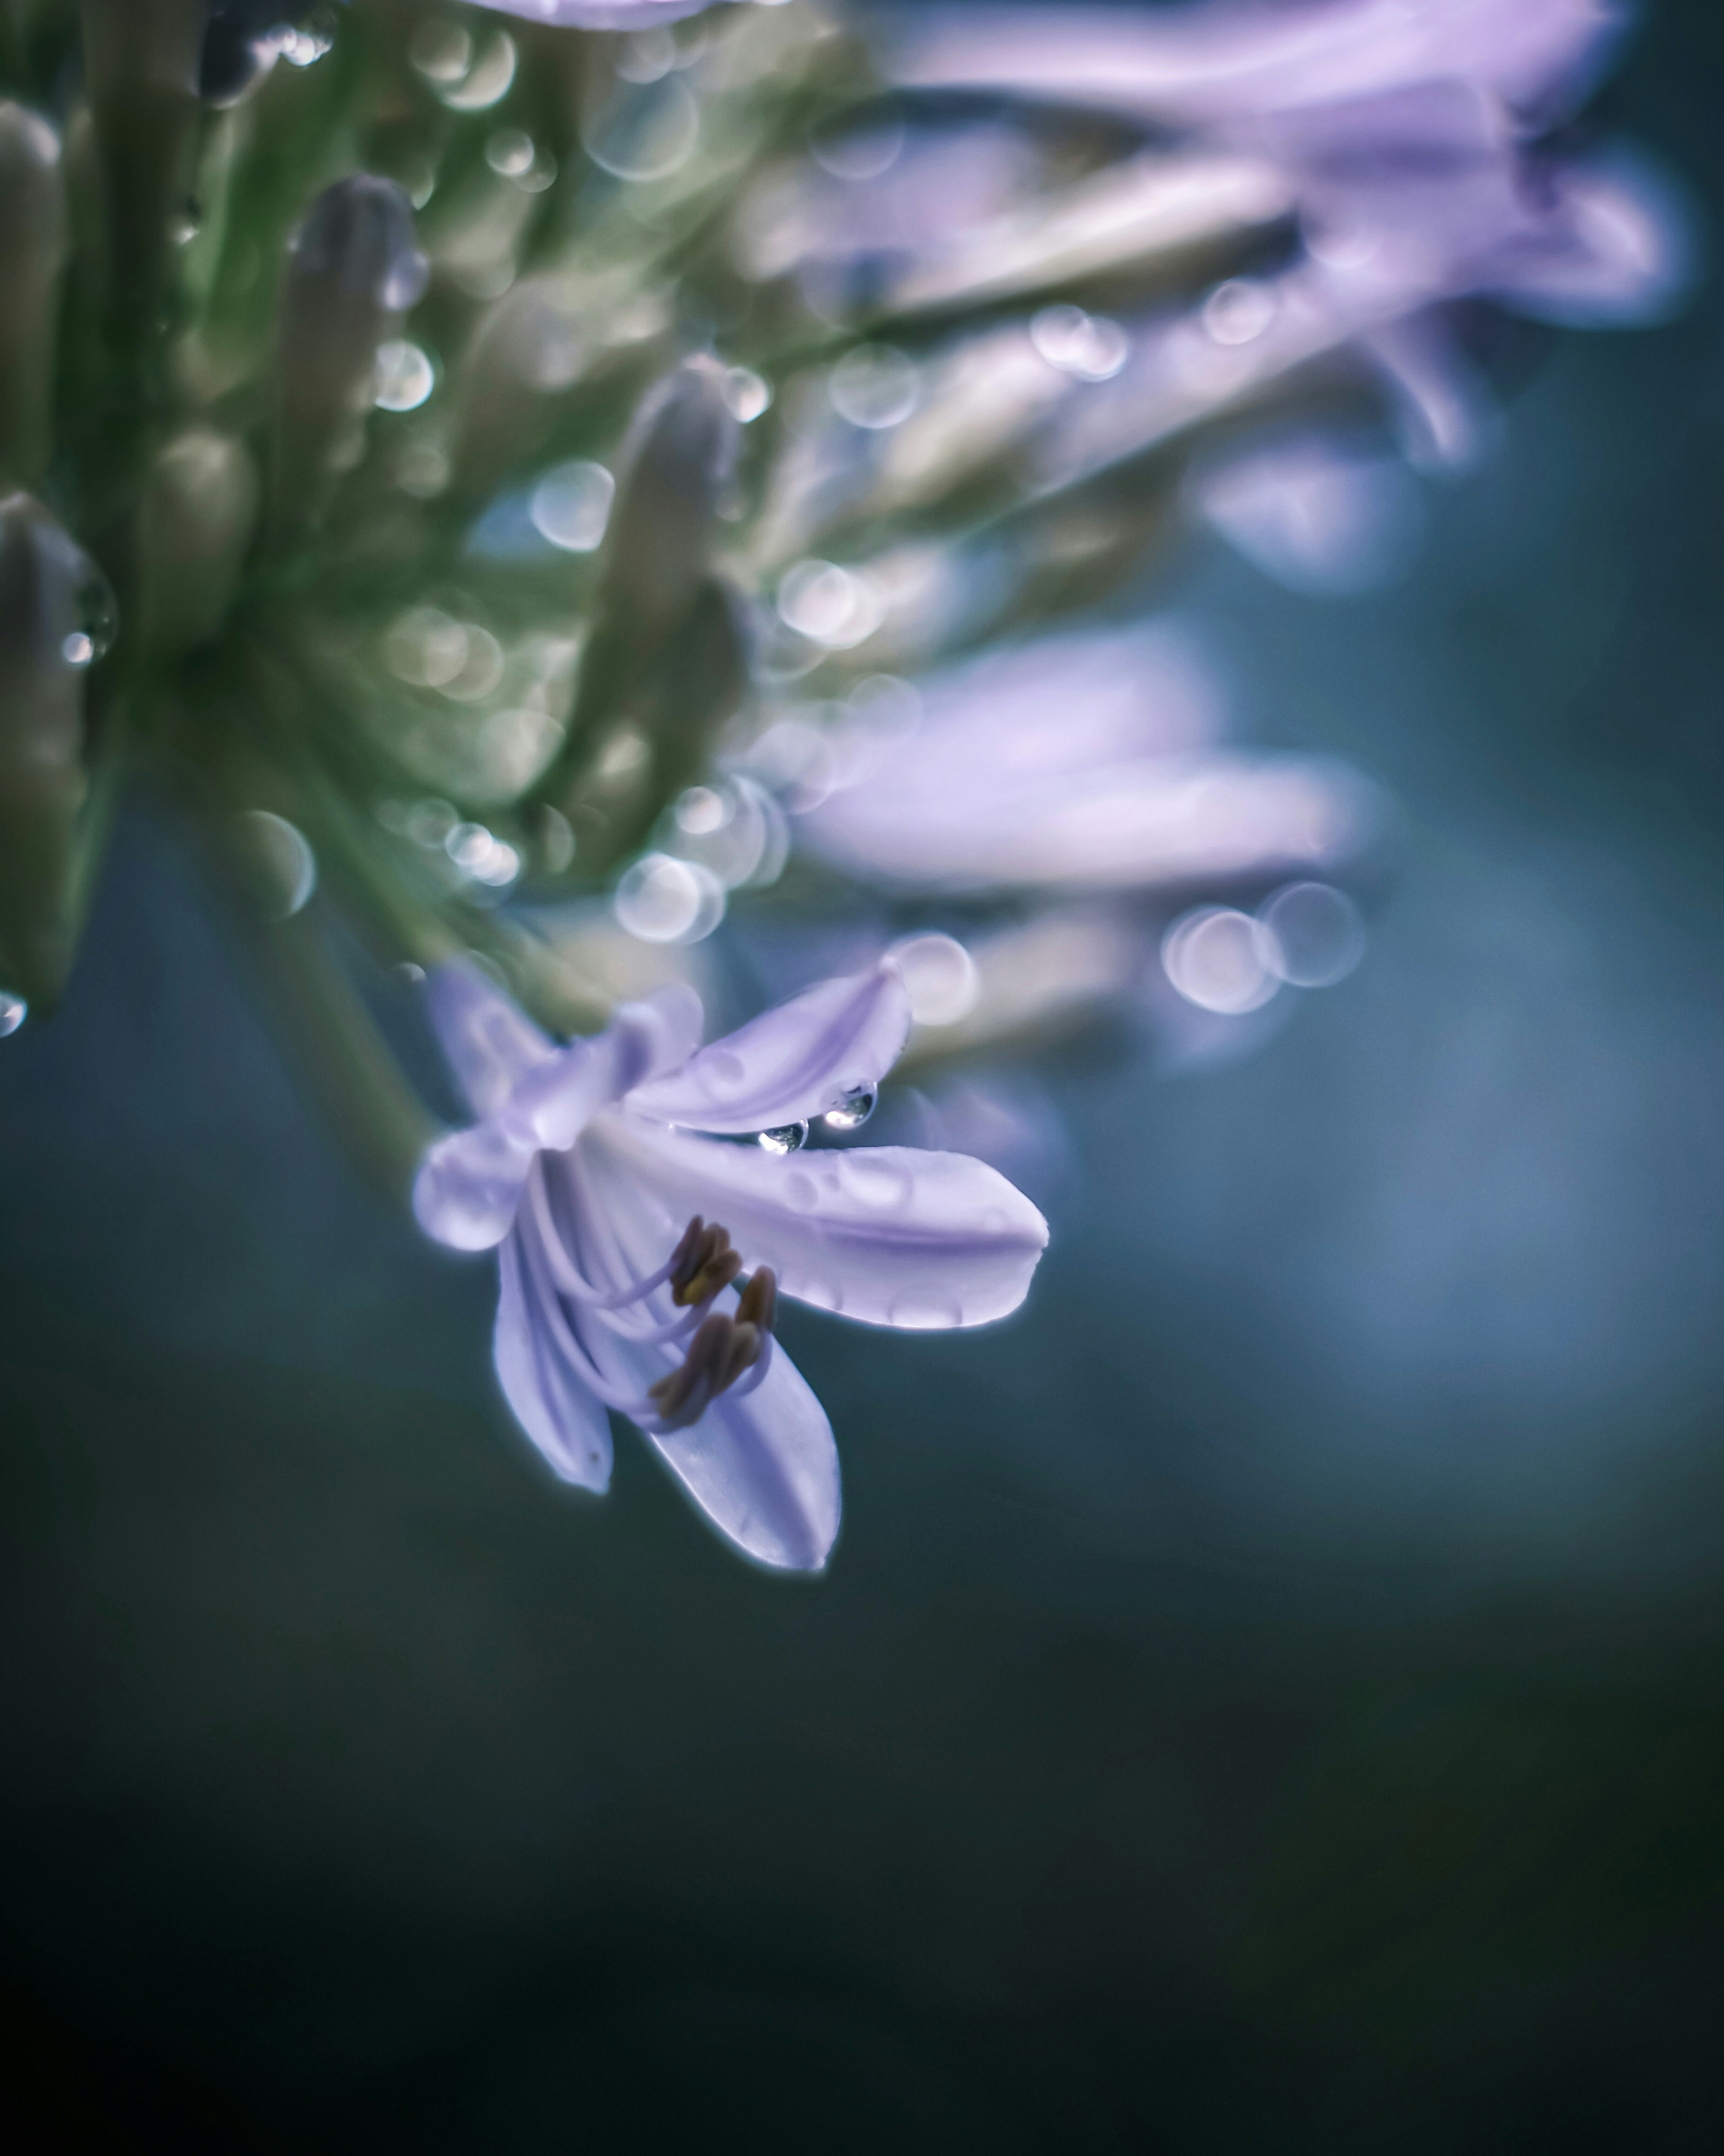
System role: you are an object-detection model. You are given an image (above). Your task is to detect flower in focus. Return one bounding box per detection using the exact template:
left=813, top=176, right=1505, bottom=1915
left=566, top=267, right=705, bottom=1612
left=414, top=954, right=1049, bottom=1570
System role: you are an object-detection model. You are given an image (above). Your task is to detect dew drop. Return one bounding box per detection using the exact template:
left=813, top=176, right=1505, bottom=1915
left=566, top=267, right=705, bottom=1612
left=843, top=1157, right=913, bottom=1211
left=757, top=1121, right=809, bottom=1156
left=784, top=1170, right=821, bottom=1212
left=822, top=1085, right=876, bottom=1133
left=171, top=197, right=202, bottom=245
left=0, top=992, right=27, bottom=1037
left=74, top=566, right=118, bottom=664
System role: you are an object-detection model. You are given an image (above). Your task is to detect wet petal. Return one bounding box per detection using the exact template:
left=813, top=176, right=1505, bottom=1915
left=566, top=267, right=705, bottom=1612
left=494, top=1234, right=614, bottom=1492
left=425, top=960, right=556, bottom=1119
left=585, top=1117, right=1050, bottom=1330
left=506, top=983, right=707, bottom=1150
left=413, top=1120, right=535, bottom=1251
left=625, top=964, right=912, bottom=1135
left=645, top=1348, right=840, bottom=1574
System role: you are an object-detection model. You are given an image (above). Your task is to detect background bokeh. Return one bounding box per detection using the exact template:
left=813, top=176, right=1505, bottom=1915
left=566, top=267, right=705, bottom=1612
left=3, top=3, right=1723, bottom=2147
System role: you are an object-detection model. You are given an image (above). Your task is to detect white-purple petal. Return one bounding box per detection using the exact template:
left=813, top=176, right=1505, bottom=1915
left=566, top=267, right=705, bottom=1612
left=645, top=1351, right=841, bottom=1573
left=624, top=964, right=912, bottom=1135
left=426, top=959, right=556, bottom=1119
left=587, top=1118, right=1050, bottom=1330
left=472, top=1, right=713, bottom=28
left=414, top=1120, right=537, bottom=1251
left=883, top=1, right=1626, bottom=130
left=494, top=1235, right=616, bottom=1491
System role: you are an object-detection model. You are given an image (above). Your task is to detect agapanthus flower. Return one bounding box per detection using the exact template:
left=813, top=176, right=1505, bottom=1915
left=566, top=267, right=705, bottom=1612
left=414, top=954, right=1048, bottom=1570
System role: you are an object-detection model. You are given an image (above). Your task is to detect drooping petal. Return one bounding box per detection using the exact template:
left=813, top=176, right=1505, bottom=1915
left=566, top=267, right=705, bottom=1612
left=413, top=1119, right=536, bottom=1251
left=493, top=1234, right=614, bottom=1491
left=584, top=1116, right=1051, bottom=1330
left=425, top=959, right=557, bottom=1118
left=645, top=1351, right=840, bottom=1574
left=624, top=964, right=912, bottom=1135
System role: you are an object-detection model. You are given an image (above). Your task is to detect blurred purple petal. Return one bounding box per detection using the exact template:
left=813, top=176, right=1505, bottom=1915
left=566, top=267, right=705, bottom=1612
left=425, top=959, right=556, bottom=1119
left=474, top=0, right=712, bottom=27
left=884, top=0, right=1627, bottom=129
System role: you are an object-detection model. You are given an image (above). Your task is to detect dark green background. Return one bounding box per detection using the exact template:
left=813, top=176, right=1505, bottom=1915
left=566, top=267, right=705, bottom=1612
left=3, top=4, right=1723, bottom=2147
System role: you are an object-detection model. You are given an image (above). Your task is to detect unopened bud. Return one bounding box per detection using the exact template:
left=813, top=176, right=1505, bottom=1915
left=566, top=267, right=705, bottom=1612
left=603, top=356, right=739, bottom=633
left=138, top=428, right=259, bottom=654
left=0, top=495, right=113, bottom=1004
left=78, top=0, right=207, bottom=325
left=273, top=174, right=428, bottom=529
left=0, top=104, right=67, bottom=487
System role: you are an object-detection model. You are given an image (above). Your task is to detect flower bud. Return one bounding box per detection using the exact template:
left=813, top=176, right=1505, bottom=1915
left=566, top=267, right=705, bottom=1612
left=78, top=0, right=207, bottom=326
left=0, top=494, right=111, bottom=1005
left=603, top=356, right=740, bottom=635
left=273, top=173, right=428, bottom=529
left=137, top=428, right=259, bottom=654
left=0, top=103, right=67, bottom=488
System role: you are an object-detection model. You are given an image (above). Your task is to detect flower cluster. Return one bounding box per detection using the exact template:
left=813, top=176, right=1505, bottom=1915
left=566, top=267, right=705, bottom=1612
left=0, top=1, right=1685, bottom=1563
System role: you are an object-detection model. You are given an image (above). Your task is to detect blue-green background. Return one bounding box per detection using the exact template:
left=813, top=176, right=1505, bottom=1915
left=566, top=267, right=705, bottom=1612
left=3, top=4, right=1722, bottom=2146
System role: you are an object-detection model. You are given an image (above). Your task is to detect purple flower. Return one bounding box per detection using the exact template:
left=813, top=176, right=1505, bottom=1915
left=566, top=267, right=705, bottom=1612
left=413, top=957, right=1048, bottom=1571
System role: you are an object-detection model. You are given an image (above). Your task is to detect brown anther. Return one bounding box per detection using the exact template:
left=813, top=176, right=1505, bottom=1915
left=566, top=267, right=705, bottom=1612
left=668, top=1215, right=743, bottom=1306
left=736, top=1265, right=778, bottom=1336
left=646, top=1268, right=778, bottom=1432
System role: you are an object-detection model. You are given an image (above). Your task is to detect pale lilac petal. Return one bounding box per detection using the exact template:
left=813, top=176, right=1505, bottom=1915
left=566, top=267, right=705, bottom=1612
left=507, top=983, right=706, bottom=1149
left=584, top=1117, right=1051, bottom=1329
left=801, top=746, right=1379, bottom=895
left=474, top=0, right=711, bottom=28
left=414, top=1121, right=536, bottom=1251
left=1477, top=154, right=1696, bottom=327
left=884, top=1, right=1624, bottom=129
left=523, top=1149, right=840, bottom=1567
left=494, top=1234, right=615, bottom=1492
left=645, top=1351, right=841, bottom=1573
left=425, top=960, right=556, bottom=1119
left=1193, top=433, right=1425, bottom=593
left=624, top=964, right=912, bottom=1135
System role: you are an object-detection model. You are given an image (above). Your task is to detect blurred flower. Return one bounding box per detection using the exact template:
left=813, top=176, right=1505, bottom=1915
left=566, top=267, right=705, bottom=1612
left=789, top=624, right=1376, bottom=895
left=414, top=956, right=1048, bottom=1569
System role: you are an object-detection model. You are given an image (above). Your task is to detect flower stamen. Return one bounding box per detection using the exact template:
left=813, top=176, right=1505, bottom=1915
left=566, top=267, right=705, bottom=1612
left=646, top=1265, right=778, bottom=1432
left=668, top=1215, right=743, bottom=1306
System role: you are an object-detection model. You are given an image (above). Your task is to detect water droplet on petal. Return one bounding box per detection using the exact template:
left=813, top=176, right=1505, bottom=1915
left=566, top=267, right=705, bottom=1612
left=842, top=1157, right=914, bottom=1211
left=757, top=1121, right=809, bottom=1156
left=0, top=993, right=28, bottom=1037
left=822, top=1085, right=876, bottom=1133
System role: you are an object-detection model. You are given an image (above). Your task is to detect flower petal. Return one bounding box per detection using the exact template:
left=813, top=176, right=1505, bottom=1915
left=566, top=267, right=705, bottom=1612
left=413, top=1120, right=535, bottom=1251
left=494, top=1234, right=614, bottom=1493
left=585, top=1117, right=1051, bottom=1329
left=426, top=959, right=556, bottom=1118
left=624, top=964, right=912, bottom=1134
left=527, top=1149, right=839, bottom=1569
left=644, top=1350, right=841, bottom=1574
